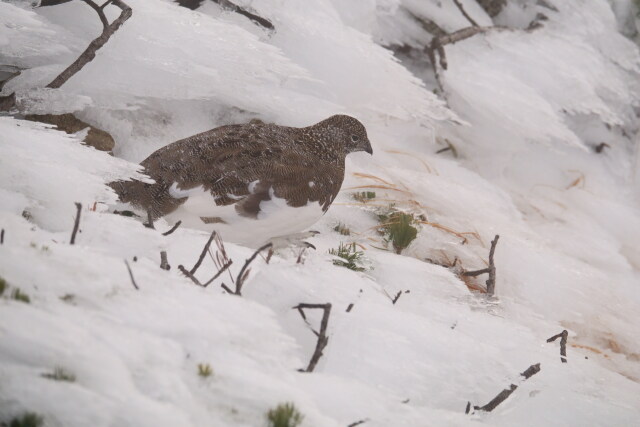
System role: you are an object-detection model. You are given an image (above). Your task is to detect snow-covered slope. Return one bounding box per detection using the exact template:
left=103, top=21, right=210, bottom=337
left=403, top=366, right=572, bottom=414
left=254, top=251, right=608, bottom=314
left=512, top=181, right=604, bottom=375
left=1, top=0, right=640, bottom=426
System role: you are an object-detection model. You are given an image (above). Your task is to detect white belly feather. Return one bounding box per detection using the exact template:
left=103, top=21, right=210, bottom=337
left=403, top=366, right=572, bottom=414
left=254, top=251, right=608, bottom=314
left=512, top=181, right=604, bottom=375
left=163, top=183, right=326, bottom=247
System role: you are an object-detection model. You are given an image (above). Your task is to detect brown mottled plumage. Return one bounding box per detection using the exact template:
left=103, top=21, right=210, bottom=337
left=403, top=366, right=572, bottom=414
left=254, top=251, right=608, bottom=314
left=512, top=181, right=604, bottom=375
left=110, top=115, right=372, bottom=244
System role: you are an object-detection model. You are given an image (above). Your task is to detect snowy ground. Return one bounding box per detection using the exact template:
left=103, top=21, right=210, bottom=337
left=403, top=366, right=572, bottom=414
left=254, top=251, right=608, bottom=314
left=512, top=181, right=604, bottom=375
left=1, top=0, right=640, bottom=426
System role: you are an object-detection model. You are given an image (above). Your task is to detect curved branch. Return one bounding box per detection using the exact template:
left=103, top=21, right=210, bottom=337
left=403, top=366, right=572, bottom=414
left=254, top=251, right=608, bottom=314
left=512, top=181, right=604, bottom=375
left=47, top=0, right=132, bottom=89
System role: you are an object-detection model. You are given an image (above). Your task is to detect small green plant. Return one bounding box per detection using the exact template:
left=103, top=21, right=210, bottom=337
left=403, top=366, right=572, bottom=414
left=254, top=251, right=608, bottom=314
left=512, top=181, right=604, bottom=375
left=0, top=277, right=7, bottom=296
left=377, top=209, right=418, bottom=254
left=352, top=191, right=376, bottom=203
left=328, top=242, right=366, bottom=272
left=333, top=223, right=351, bottom=236
left=197, top=363, right=213, bottom=378
left=3, top=413, right=43, bottom=427
left=11, top=288, right=30, bottom=304
left=266, top=403, right=304, bottom=427
left=42, top=367, right=76, bottom=382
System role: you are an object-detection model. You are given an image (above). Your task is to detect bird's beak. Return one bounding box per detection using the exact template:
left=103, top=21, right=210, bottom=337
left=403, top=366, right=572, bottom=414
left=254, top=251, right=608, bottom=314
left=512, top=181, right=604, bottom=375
left=364, top=139, right=373, bottom=155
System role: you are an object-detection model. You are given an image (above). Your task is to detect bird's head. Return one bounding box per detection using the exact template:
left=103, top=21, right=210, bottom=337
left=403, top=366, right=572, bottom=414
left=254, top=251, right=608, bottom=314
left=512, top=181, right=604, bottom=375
left=313, top=114, right=373, bottom=155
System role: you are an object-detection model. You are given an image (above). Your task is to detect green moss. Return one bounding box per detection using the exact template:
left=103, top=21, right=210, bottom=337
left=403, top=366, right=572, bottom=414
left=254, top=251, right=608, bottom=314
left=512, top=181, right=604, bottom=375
left=4, top=413, right=43, bottom=427
left=197, top=363, right=213, bottom=378
left=266, top=403, right=304, bottom=427
left=377, top=209, right=418, bottom=254
left=42, top=367, right=76, bottom=382
left=10, top=288, right=30, bottom=304
left=333, top=223, right=351, bottom=236
left=352, top=191, right=376, bottom=203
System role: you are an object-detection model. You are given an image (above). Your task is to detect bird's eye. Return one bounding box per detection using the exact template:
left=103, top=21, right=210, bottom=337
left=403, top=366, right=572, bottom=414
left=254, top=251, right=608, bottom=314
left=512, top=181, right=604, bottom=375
left=351, top=135, right=359, bottom=142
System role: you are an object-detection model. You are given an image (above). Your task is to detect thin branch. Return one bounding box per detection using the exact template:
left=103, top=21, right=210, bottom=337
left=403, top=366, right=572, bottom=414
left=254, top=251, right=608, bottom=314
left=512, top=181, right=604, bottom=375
left=234, top=242, right=272, bottom=296
left=293, top=303, right=332, bottom=372
left=347, top=420, right=368, bottom=427
left=190, top=232, right=217, bottom=275
left=0, top=229, right=4, bottom=245
left=70, top=202, right=82, bottom=245
left=547, top=330, right=569, bottom=363
left=124, top=259, right=139, bottom=290
left=392, top=291, right=403, bottom=305
left=462, top=235, right=499, bottom=295
left=160, top=251, right=170, bottom=270
left=346, top=303, right=354, bottom=313
left=471, top=363, right=541, bottom=413
left=82, top=0, right=109, bottom=29
left=452, top=0, right=479, bottom=27
left=212, top=0, right=274, bottom=30
left=162, top=220, right=182, bottom=236
left=47, top=0, right=132, bottom=89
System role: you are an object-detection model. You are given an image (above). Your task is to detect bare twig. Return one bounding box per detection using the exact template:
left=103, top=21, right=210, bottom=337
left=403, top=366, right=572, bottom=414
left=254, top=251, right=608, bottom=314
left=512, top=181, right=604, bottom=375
left=346, top=303, right=354, bottom=313
left=547, top=330, right=568, bottom=363
left=594, top=142, right=610, bottom=153
left=212, top=0, right=274, bottom=30
left=47, top=0, right=133, bottom=89
left=124, top=259, right=139, bottom=290
left=462, top=235, right=499, bottom=295
left=0, top=1, right=131, bottom=112
left=293, top=303, right=332, bottom=372
left=0, top=229, right=4, bottom=245
left=160, top=251, right=170, bottom=270
left=189, top=231, right=217, bottom=275
left=471, top=363, right=541, bottom=413
left=392, top=291, right=403, bottom=305
left=70, top=202, right=82, bottom=245
left=347, top=420, right=368, bottom=427
left=234, top=242, right=272, bottom=296
left=452, top=0, right=479, bottom=27
left=162, top=220, right=182, bottom=236
left=178, top=231, right=234, bottom=287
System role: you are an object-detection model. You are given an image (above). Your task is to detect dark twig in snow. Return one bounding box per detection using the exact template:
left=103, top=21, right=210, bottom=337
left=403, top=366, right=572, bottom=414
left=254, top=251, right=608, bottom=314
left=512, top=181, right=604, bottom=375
left=452, top=0, right=479, bottom=26
left=392, top=291, right=403, bottom=305
left=293, top=303, right=332, bottom=372
left=465, top=401, right=471, bottom=414
left=547, top=330, right=569, bottom=363
left=47, top=0, right=133, bottom=89
left=189, top=231, right=217, bottom=275
left=160, top=251, right=170, bottom=270
left=594, top=142, right=610, bottom=153
left=233, top=242, right=272, bottom=296
left=0, top=0, right=132, bottom=112
left=463, top=235, right=499, bottom=295
left=162, top=220, right=182, bottom=236
left=470, top=363, right=541, bottom=413
left=179, top=231, right=232, bottom=288
left=347, top=420, right=369, bottom=427
left=70, top=202, right=82, bottom=245
left=124, top=259, right=139, bottom=290
left=212, top=0, right=274, bottom=30
left=346, top=303, right=354, bottom=313
left=0, top=229, right=4, bottom=244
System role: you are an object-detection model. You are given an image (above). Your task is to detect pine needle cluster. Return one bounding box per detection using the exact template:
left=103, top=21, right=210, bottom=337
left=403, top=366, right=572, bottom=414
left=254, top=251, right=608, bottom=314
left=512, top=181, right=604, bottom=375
left=328, top=242, right=366, bottom=272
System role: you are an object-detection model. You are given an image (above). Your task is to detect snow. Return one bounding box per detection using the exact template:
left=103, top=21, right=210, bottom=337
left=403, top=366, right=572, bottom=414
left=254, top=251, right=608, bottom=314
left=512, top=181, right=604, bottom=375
left=1, top=0, right=640, bottom=426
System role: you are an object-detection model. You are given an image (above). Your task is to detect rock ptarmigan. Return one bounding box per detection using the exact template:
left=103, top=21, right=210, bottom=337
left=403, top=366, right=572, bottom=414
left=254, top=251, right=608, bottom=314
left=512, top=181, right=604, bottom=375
left=110, top=115, right=372, bottom=246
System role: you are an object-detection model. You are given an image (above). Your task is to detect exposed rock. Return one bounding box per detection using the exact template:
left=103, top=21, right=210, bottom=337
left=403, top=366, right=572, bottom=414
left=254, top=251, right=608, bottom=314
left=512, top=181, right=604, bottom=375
left=24, top=113, right=115, bottom=153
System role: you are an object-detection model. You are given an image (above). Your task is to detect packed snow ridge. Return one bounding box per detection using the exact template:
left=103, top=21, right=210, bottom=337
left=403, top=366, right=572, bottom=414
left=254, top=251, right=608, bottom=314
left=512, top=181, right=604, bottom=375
left=1, top=0, right=640, bottom=426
